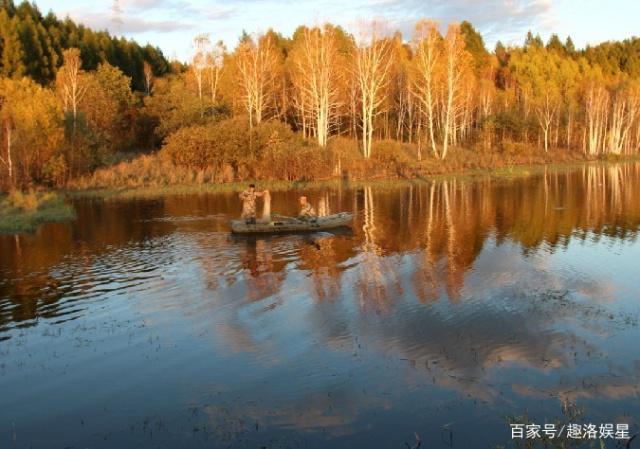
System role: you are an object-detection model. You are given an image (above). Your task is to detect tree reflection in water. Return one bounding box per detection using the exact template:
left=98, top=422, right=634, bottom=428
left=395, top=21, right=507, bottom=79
left=1, top=163, right=640, bottom=449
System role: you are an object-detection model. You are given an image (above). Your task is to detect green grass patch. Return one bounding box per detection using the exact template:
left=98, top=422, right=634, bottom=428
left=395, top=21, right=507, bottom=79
left=0, top=190, right=76, bottom=234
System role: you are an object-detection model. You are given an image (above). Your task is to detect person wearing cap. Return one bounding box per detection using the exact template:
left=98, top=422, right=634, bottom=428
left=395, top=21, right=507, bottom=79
left=239, top=184, right=266, bottom=224
left=298, top=195, right=317, bottom=221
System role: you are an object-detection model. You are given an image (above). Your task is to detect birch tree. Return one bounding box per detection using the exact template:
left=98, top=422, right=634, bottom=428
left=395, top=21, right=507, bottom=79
left=608, top=80, right=640, bottom=154
left=585, top=79, right=609, bottom=155
left=143, top=61, right=153, bottom=95
left=441, top=24, right=469, bottom=159
left=0, top=95, right=14, bottom=186
left=412, top=20, right=441, bottom=157
left=478, top=66, right=495, bottom=119
left=56, top=48, right=87, bottom=132
left=392, top=40, right=412, bottom=143
left=207, top=40, right=225, bottom=104
left=353, top=23, right=393, bottom=158
left=192, top=34, right=210, bottom=116
left=290, top=26, right=341, bottom=147
left=235, top=33, right=280, bottom=129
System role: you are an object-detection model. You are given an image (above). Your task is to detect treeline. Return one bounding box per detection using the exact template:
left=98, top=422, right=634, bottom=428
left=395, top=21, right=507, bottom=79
left=0, top=0, right=170, bottom=90
left=2, top=0, right=640, bottom=191
left=175, top=24, right=640, bottom=159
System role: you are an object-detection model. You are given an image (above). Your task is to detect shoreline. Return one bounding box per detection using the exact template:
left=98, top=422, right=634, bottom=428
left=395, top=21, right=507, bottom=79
left=65, top=156, right=638, bottom=201
left=0, top=191, right=76, bottom=235
left=3, top=156, right=637, bottom=235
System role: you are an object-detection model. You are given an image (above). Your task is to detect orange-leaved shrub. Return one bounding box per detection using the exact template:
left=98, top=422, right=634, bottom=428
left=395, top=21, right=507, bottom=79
left=160, top=117, right=333, bottom=181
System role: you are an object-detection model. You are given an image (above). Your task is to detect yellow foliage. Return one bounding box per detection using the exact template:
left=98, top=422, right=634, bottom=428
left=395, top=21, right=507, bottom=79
left=0, top=77, right=64, bottom=186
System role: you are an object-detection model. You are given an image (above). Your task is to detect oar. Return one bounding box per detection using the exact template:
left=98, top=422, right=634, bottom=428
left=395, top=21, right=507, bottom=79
left=272, top=213, right=298, bottom=222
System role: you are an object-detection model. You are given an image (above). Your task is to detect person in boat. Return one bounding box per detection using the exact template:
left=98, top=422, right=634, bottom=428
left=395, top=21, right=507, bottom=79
left=298, top=196, right=317, bottom=221
left=239, top=184, right=267, bottom=224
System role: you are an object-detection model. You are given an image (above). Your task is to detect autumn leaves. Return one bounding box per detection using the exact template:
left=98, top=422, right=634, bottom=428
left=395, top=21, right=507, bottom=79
left=220, top=21, right=476, bottom=161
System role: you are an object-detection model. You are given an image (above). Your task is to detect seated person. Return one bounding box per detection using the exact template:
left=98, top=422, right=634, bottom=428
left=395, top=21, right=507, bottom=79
left=298, top=196, right=317, bottom=221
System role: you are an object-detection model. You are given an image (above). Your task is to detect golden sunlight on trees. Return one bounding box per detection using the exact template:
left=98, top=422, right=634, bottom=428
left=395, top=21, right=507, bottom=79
left=4, top=0, right=640, bottom=190
left=0, top=78, right=63, bottom=187
left=235, top=33, right=281, bottom=130
left=208, top=40, right=226, bottom=105
left=81, top=63, right=134, bottom=155
left=607, top=78, right=640, bottom=154
left=290, top=25, right=341, bottom=147
left=56, top=48, right=87, bottom=133
left=585, top=76, right=609, bottom=156
left=412, top=20, right=441, bottom=157
left=441, top=24, right=472, bottom=160
left=353, top=22, right=393, bottom=158
left=192, top=34, right=210, bottom=116
left=143, top=61, right=153, bottom=95
left=0, top=93, right=14, bottom=185
left=510, top=45, right=563, bottom=152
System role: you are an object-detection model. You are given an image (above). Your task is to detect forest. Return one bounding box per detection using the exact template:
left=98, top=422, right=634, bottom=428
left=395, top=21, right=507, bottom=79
left=2, top=0, right=640, bottom=192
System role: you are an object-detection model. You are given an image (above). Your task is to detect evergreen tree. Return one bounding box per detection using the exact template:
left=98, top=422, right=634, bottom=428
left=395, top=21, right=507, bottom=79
left=565, top=36, right=576, bottom=55
left=546, top=34, right=565, bottom=55
left=524, top=31, right=543, bottom=49
left=0, top=0, right=169, bottom=90
left=460, top=20, right=489, bottom=71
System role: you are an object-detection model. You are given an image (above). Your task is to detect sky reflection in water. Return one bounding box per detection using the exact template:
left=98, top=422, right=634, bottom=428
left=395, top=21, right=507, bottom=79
left=1, top=163, right=639, bottom=448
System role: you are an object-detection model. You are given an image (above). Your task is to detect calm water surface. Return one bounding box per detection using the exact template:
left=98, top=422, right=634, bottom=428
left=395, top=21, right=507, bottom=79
left=1, top=163, right=640, bottom=448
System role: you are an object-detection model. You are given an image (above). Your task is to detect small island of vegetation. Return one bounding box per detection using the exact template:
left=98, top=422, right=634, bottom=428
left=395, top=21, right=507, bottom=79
left=0, top=190, right=75, bottom=233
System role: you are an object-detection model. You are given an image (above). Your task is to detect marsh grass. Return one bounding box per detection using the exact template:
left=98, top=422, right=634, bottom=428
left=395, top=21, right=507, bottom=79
left=65, top=142, right=604, bottom=196
left=0, top=190, right=76, bottom=234
left=65, top=158, right=635, bottom=201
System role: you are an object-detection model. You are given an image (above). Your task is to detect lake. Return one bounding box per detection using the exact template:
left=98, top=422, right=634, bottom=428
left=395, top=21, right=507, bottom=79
left=1, top=163, right=640, bottom=449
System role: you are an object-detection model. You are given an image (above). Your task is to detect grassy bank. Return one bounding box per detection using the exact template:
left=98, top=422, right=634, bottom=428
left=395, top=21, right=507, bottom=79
left=0, top=191, right=76, bottom=234
left=65, top=151, right=639, bottom=201
left=3, top=153, right=635, bottom=228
